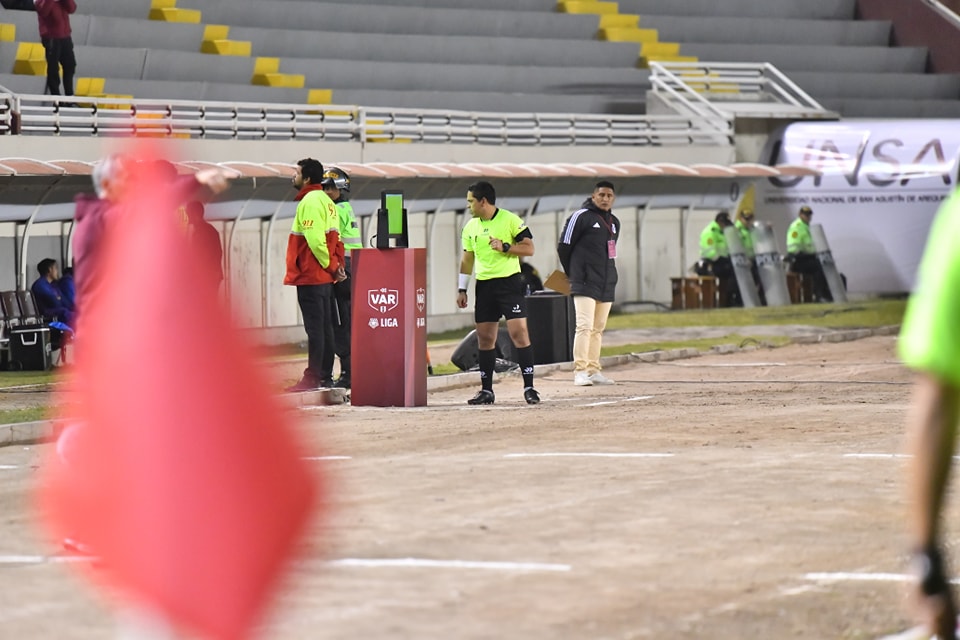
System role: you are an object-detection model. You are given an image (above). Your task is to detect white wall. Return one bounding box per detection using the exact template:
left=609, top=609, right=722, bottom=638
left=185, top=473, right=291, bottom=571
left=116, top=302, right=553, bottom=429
left=0, top=202, right=729, bottom=332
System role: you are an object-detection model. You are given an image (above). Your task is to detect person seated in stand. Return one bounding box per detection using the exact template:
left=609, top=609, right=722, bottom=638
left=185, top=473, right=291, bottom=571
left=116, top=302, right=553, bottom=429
left=31, top=258, right=74, bottom=326
left=58, top=265, right=76, bottom=310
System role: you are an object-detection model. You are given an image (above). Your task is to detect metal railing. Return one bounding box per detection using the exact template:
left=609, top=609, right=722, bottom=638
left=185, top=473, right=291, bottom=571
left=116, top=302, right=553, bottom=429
left=0, top=89, right=732, bottom=146
left=923, top=0, right=960, bottom=30
left=649, top=61, right=830, bottom=115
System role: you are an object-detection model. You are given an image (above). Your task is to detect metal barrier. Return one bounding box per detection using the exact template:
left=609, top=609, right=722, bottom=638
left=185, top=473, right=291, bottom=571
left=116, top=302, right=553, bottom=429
left=0, top=89, right=733, bottom=146
left=649, top=61, right=831, bottom=117
left=0, top=93, right=11, bottom=135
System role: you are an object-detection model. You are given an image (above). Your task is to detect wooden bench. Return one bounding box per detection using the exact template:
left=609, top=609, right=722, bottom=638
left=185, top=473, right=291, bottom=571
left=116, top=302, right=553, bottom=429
left=670, top=276, right=717, bottom=310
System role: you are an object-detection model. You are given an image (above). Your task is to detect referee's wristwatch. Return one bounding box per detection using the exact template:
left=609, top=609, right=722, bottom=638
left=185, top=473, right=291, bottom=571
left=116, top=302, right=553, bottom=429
left=501, top=242, right=511, bottom=254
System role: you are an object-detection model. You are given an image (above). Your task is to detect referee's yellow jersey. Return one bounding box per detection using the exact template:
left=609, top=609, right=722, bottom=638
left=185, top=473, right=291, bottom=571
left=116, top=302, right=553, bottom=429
left=461, top=209, right=528, bottom=281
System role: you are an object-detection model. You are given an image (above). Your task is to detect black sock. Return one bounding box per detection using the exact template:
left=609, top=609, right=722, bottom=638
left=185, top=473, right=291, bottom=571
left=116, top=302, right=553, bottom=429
left=517, top=345, right=535, bottom=388
left=478, top=349, right=495, bottom=392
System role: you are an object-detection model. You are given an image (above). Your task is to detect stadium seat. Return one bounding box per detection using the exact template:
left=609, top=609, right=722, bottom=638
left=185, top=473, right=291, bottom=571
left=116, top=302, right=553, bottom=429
left=232, top=27, right=639, bottom=69
left=188, top=0, right=597, bottom=39
left=638, top=15, right=891, bottom=46
left=617, top=0, right=856, bottom=20
left=74, top=0, right=153, bottom=20
left=678, top=43, right=927, bottom=74
left=82, top=15, right=204, bottom=51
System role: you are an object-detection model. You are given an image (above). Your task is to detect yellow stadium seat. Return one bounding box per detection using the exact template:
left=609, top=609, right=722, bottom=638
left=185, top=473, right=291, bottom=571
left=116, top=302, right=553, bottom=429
left=638, top=54, right=699, bottom=68
left=252, top=58, right=304, bottom=88
left=307, top=89, right=333, bottom=105
left=640, top=41, right=681, bottom=57
left=149, top=0, right=202, bottom=23
left=75, top=77, right=106, bottom=96
left=201, top=40, right=252, bottom=56
left=0, top=24, right=15, bottom=42
left=200, top=25, right=251, bottom=56
left=598, top=14, right=638, bottom=29
left=599, top=27, right=660, bottom=43
left=557, top=1, right=619, bottom=15
left=13, top=42, right=45, bottom=76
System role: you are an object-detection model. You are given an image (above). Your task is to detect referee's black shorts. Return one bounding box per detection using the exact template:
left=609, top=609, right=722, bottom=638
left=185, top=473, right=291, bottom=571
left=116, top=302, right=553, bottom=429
left=474, top=273, right=527, bottom=324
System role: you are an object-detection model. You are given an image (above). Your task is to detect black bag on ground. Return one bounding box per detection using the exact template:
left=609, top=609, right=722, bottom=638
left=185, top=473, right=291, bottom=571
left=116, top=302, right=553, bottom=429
left=451, top=326, right=515, bottom=372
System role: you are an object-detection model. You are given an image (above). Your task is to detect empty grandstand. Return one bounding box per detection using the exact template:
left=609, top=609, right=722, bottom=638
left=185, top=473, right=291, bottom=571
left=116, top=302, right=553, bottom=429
left=0, top=0, right=957, bottom=117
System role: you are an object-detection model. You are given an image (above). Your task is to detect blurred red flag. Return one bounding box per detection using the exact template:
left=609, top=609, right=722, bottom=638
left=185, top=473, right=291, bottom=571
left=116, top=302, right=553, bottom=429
left=39, top=146, right=320, bottom=639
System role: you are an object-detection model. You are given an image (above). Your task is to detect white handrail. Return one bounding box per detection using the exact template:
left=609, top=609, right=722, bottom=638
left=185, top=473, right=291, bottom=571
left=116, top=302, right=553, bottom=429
left=0, top=92, right=11, bottom=134
left=647, top=62, right=735, bottom=128
left=649, top=61, right=831, bottom=115
left=0, top=91, right=732, bottom=147
left=923, top=0, right=960, bottom=30
left=761, top=63, right=827, bottom=111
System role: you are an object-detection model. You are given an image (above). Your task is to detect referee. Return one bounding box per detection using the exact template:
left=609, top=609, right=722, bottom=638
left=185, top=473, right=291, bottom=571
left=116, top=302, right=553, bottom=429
left=457, top=181, right=540, bottom=405
left=900, top=188, right=960, bottom=639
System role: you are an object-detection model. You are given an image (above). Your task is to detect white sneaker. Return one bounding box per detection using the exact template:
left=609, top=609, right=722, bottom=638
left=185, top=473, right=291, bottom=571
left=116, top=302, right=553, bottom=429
left=589, top=372, right=615, bottom=385
left=574, top=371, right=593, bottom=386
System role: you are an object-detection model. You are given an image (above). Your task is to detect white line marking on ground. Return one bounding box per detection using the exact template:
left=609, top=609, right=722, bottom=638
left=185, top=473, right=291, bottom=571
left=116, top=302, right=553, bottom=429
left=0, top=555, right=94, bottom=565
left=804, top=572, right=960, bottom=585
left=504, top=453, right=675, bottom=459
left=328, top=558, right=571, bottom=572
left=0, top=465, right=19, bottom=470
left=843, top=453, right=911, bottom=460
left=577, top=395, right=654, bottom=407
left=661, top=362, right=787, bottom=367
left=302, top=456, right=352, bottom=461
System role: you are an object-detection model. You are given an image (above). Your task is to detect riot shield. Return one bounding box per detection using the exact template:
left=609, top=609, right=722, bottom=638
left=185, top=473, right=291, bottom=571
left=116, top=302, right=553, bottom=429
left=811, top=224, right=848, bottom=303
left=752, top=223, right=791, bottom=307
left=723, top=227, right=761, bottom=308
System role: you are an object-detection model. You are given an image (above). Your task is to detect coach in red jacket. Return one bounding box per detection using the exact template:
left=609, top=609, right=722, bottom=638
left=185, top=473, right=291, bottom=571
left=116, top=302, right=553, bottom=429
left=34, top=0, right=76, bottom=97
left=283, top=158, right=345, bottom=392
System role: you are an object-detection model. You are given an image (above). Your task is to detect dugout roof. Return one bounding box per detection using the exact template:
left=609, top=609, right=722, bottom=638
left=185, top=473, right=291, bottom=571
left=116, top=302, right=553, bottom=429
left=0, top=158, right=819, bottom=223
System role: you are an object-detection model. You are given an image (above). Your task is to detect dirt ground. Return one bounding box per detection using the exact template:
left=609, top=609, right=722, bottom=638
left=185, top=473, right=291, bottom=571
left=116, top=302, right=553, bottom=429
left=0, top=336, right=945, bottom=639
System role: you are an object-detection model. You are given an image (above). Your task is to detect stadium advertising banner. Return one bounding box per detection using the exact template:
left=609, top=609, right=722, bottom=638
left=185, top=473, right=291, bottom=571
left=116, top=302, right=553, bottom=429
left=758, top=120, right=960, bottom=294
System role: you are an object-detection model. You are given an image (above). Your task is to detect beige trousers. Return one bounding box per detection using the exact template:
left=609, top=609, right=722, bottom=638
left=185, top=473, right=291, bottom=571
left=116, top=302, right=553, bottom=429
left=573, top=296, right=612, bottom=374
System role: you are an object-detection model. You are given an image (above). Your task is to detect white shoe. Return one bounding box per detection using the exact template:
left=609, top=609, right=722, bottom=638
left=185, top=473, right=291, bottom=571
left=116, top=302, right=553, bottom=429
left=574, top=371, right=593, bottom=386
left=589, top=372, right=615, bottom=385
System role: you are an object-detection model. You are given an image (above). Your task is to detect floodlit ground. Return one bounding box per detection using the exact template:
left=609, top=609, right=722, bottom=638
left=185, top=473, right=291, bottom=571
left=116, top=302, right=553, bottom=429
left=0, top=336, right=942, bottom=639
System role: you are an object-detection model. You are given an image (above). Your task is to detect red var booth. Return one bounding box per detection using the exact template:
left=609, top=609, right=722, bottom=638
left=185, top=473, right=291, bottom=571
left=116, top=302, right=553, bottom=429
left=350, top=247, right=427, bottom=407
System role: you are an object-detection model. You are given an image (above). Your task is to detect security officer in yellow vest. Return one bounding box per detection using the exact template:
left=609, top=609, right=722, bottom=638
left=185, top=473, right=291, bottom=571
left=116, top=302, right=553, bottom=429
left=322, top=167, right=363, bottom=389
left=735, top=208, right=765, bottom=304
left=786, top=205, right=831, bottom=302
left=697, top=211, right=739, bottom=306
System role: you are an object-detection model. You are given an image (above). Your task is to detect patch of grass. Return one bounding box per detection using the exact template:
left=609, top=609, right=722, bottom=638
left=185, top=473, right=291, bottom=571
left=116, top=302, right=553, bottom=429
left=606, top=298, right=905, bottom=331
left=0, top=371, right=58, bottom=389
left=430, top=362, right=463, bottom=376
left=600, top=334, right=792, bottom=357
left=0, top=407, right=47, bottom=425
